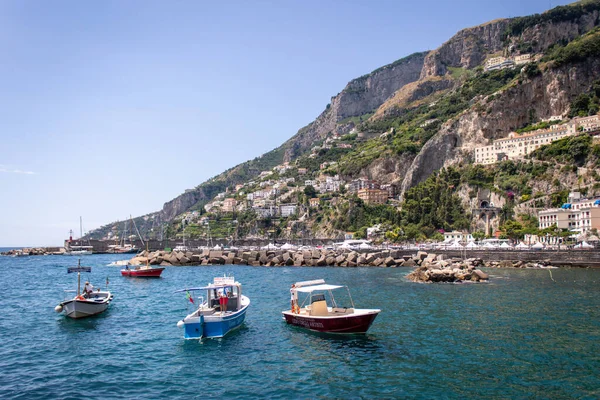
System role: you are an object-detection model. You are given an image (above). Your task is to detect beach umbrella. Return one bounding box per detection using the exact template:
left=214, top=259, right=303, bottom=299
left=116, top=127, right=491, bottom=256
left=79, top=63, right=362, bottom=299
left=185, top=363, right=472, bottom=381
left=515, top=242, right=529, bottom=250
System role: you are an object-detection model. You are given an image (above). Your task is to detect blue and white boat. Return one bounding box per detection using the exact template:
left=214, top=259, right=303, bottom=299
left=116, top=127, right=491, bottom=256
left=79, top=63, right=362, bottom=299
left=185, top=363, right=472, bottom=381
left=176, top=276, right=250, bottom=339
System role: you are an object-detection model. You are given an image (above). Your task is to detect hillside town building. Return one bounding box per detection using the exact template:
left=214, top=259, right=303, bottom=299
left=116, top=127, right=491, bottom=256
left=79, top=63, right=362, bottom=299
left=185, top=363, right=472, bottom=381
left=348, top=178, right=380, bottom=193
left=473, top=115, right=600, bottom=165
left=538, top=192, right=600, bottom=234
left=484, top=56, right=515, bottom=72
left=443, top=231, right=474, bottom=242
left=280, top=204, right=298, bottom=217
left=357, top=188, right=388, bottom=205
left=380, top=184, right=397, bottom=198
left=222, top=198, right=237, bottom=212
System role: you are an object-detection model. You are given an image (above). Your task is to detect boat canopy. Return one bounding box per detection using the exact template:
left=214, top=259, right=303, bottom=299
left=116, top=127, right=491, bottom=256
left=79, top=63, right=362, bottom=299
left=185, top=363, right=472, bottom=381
left=295, top=284, right=343, bottom=293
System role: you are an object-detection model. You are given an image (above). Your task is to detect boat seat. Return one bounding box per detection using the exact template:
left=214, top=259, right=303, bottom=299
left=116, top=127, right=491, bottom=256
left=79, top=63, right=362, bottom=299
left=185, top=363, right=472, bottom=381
left=310, top=300, right=329, bottom=316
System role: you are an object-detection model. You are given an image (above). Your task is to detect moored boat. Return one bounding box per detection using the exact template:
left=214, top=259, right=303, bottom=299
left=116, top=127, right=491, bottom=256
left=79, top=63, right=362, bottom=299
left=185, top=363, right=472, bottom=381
left=176, top=276, right=250, bottom=339
left=121, top=265, right=165, bottom=277
left=121, top=244, right=164, bottom=277
left=282, top=279, right=380, bottom=334
left=55, top=260, right=113, bottom=319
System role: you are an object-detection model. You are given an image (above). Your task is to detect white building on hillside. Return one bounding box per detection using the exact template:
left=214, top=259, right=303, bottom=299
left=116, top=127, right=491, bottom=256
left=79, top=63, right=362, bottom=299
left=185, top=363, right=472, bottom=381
left=474, top=122, right=577, bottom=165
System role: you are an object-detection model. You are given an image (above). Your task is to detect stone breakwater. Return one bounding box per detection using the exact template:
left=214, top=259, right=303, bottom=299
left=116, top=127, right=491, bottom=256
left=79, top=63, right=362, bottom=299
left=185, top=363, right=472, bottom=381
left=1, top=247, right=62, bottom=256
left=128, top=249, right=489, bottom=280
left=131, top=249, right=427, bottom=268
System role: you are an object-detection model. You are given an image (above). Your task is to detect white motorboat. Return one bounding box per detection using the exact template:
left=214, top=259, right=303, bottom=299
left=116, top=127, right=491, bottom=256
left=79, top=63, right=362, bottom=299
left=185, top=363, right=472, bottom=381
left=55, top=260, right=113, bottom=319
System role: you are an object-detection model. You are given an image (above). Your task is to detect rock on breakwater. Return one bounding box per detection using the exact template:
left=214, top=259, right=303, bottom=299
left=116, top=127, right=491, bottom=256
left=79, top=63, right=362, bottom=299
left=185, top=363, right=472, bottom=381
left=405, top=252, right=489, bottom=283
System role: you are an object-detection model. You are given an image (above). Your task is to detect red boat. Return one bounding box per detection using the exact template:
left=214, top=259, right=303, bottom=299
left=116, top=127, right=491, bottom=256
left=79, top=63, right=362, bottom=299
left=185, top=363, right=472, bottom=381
left=282, top=279, right=381, bottom=334
left=121, top=266, right=165, bottom=277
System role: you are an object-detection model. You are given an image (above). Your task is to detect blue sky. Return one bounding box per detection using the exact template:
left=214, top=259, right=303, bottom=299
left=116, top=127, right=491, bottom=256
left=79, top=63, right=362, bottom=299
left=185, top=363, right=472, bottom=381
left=0, top=0, right=572, bottom=246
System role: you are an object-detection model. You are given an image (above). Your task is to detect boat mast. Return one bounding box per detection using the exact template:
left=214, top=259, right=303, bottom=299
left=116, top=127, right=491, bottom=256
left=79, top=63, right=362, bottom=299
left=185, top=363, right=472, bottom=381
left=77, top=259, right=81, bottom=295
left=130, top=215, right=145, bottom=249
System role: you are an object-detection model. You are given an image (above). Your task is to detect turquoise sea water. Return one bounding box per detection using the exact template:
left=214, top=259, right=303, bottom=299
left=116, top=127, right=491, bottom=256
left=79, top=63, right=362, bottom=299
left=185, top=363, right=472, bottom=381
left=0, top=253, right=599, bottom=399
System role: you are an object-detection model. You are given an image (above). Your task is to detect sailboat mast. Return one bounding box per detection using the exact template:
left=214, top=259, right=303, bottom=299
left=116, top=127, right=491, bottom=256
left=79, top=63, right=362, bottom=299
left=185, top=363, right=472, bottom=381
left=131, top=215, right=145, bottom=248
left=77, top=260, right=81, bottom=295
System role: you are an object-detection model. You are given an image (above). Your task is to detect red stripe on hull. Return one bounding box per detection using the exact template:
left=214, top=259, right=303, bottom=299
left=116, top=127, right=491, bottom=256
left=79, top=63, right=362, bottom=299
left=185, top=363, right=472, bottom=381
left=121, top=268, right=164, bottom=277
left=283, top=312, right=378, bottom=333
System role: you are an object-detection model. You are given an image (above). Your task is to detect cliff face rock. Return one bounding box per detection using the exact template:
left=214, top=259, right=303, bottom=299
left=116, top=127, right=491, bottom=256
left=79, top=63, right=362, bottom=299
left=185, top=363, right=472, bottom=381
left=400, top=57, right=600, bottom=198
left=333, top=52, right=428, bottom=120
left=373, top=76, right=455, bottom=119
left=513, top=10, right=600, bottom=53
left=158, top=190, right=201, bottom=222
left=283, top=52, right=428, bottom=162
left=359, top=153, right=416, bottom=187
left=420, top=19, right=510, bottom=79
left=420, top=10, right=599, bottom=80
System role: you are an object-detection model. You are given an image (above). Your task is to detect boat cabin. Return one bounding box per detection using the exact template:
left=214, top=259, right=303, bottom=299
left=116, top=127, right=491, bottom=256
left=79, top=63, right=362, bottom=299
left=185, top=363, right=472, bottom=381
left=183, top=276, right=243, bottom=317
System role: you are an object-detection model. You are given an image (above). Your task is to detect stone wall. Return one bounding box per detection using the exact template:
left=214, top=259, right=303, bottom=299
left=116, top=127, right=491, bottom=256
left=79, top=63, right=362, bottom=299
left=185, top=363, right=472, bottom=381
left=128, top=248, right=600, bottom=268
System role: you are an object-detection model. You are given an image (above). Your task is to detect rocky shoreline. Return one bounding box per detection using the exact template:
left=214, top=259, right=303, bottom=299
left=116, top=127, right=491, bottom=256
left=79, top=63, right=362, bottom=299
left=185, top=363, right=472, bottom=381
left=1, top=247, right=63, bottom=256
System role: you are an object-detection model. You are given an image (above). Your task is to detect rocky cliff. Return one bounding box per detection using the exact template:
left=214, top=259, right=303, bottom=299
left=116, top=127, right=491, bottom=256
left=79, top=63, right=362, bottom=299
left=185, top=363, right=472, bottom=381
left=282, top=52, right=428, bottom=162
left=420, top=19, right=510, bottom=79
left=400, top=56, right=600, bottom=196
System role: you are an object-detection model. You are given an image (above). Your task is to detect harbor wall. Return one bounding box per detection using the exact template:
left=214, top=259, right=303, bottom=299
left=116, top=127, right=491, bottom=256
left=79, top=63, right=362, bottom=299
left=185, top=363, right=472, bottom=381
left=129, top=248, right=600, bottom=268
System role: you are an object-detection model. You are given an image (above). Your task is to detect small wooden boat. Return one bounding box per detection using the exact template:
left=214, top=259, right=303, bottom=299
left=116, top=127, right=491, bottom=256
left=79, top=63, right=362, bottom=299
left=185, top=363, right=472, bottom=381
left=121, top=265, right=165, bottom=277
left=282, top=279, right=380, bottom=334
left=55, top=260, right=113, bottom=319
left=176, top=276, right=250, bottom=339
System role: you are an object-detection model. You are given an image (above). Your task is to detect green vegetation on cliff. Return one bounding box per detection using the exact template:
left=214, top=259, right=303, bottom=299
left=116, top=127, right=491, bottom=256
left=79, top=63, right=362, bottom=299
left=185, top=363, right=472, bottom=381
left=503, top=0, right=600, bottom=39
left=337, top=67, right=519, bottom=176
left=544, top=27, right=600, bottom=67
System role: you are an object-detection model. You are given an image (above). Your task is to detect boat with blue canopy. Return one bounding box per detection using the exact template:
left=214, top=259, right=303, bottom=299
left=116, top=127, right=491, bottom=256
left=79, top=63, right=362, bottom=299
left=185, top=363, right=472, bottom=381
left=175, top=276, right=250, bottom=339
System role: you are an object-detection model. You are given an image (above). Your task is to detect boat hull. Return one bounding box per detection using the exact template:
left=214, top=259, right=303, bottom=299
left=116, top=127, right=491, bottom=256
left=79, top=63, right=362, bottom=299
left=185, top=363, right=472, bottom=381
left=65, top=251, right=92, bottom=256
left=182, top=297, right=250, bottom=339
left=121, top=267, right=164, bottom=277
left=61, top=295, right=112, bottom=319
left=282, top=310, right=380, bottom=334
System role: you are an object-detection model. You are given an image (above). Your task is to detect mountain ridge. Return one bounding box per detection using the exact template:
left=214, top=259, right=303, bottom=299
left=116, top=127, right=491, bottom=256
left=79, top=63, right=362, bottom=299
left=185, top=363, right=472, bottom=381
left=87, top=0, right=600, bottom=241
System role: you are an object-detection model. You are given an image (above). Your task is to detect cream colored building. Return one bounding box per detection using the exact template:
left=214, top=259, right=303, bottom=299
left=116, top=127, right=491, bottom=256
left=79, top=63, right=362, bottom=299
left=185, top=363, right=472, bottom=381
left=574, top=115, right=600, bottom=132
left=514, top=54, right=532, bottom=65
left=538, top=209, right=572, bottom=230
left=484, top=56, right=515, bottom=72
left=474, top=122, right=577, bottom=164
left=357, top=188, right=388, bottom=205
left=538, top=194, right=600, bottom=234
left=222, top=198, right=237, bottom=212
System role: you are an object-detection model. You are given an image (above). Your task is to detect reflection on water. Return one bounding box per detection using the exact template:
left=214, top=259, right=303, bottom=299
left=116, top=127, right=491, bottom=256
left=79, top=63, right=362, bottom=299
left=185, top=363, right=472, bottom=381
left=55, top=312, right=111, bottom=333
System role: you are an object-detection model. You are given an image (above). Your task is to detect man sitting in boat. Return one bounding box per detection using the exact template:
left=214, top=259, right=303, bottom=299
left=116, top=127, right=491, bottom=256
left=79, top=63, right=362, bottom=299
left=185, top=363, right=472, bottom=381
left=83, top=281, right=94, bottom=298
